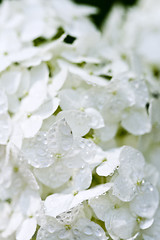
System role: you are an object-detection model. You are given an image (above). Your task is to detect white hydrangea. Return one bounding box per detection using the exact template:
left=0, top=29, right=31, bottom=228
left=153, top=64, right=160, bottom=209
left=0, top=0, right=160, bottom=239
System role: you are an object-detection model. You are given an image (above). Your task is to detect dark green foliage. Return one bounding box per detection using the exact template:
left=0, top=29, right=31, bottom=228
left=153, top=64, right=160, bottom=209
left=73, top=0, right=139, bottom=28
left=33, top=27, right=65, bottom=46
left=64, top=35, right=77, bottom=44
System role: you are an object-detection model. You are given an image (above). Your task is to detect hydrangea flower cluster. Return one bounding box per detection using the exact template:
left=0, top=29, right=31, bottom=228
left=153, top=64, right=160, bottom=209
left=0, top=0, right=160, bottom=239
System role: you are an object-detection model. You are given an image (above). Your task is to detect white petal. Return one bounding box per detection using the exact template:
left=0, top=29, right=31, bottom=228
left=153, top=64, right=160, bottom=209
left=89, top=194, right=112, bottom=221
left=94, top=123, right=118, bottom=142
left=129, top=78, right=149, bottom=108
left=19, top=188, right=41, bottom=216
left=7, top=94, right=20, bottom=113
left=30, top=63, right=49, bottom=85
left=21, top=115, right=42, bottom=138
left=138, top=32, right=160, bottom=64
left=68, top=64, right=108, bottom=87
left=140, top=218, right=154, bottom=230
left=71, top=167, right=92, bottom=191
left=96, top=148, right=121, bottom=176
left=149, top=99, right=160, bottom=125
left=143, top=210, right=160, bottom=240
left=45, top=183, right=113, bottom=217
left=16, top=218, right=37, bottom=240
left=34, top=97, right=59, bottom=120
left=0, top=202, right=11, bottom=231
left=121, top=108, right=151, bottom=135
left=59, top=88, right=82, bottom=110
left=44, top=193, right=74, bottom=218
left=71, top=183, right=113, bottom=208
left=0, top=56, right=11, bottom=72
left=20, top=81, right=47, bottom=112
left=0, top=30, right=21, bottom=53
left=53, top=0, right=97, bottom=21
left=0, top=69, right=21, bottom=95
left=21, top=20, right=44, bottom=41
left=105, top=208, right=137, bottom=240
left=37, top=221, right=70, bottom=240
left=130, top=182, right=159, bottom=219
left=34, top=161, right=72, bottom=189
left=112, top=175, right=137, bottom=202
left=22, top=131, right=54, bottom=168
left=47, top=118, right=73, bottom=155
left=48, top=67, right=67, bottom=96
left=10, top=125, right=23, bottom=149
left=0, top=113, right=11, bottom=144
left=118, top=146, right=145, bottom=180
left=85, top=108, right=104, bottom=129
left=58, top=110, right=90, bottom=137
left=0, top=90, right=8, bottom=114
left=19, top=161, right=39, bottom=191
left=76, top=138, right=97, bottom=164
left=2, top=212, right=23, bottom=238
left=144, top=164, right=159, bottom=187
left=10, top=47, right=38, bottom=63
left=16, top=69, right=30, bottom=98
left=72, top=218, right=108, bottom=240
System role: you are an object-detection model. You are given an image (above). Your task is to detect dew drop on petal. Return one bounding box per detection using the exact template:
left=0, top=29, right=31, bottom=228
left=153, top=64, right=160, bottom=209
left=73, top=228, right=79, bottom=236
left=47, top=225, right=55, bottom=233
left=58, top=229, right=69, bottom=239
left=84, top=226, right=93, bottom=235
left=95, top=228, right=103, bottom=237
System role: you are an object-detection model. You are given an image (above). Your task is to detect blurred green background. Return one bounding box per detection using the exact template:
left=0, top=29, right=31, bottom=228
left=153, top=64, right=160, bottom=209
left=74, top=0, right=138, bottom=28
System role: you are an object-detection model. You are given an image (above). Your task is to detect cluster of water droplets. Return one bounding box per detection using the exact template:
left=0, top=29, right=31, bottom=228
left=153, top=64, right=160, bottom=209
left=56, top=205, right=82, bottom=225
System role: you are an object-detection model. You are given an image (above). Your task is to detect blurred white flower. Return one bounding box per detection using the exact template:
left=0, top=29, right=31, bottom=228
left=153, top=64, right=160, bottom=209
left=0, top=0, right=160, bottom=239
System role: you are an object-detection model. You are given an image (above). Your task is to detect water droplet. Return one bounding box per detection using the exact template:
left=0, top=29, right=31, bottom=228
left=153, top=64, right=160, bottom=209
left=79, top=141, right=85, bottom=149
left=73, top=228, right=79, bottom=236
left=48, top=225, right=55, bottom=233
left=87, top=141, right=92, bottom=147
left=37, top=134, right=42, bottom=141
left=60, top=124, right=71, bottom=136
left=141, top=179, right=145, bottom=185
left=37, top=148, right=46, bottom=157
left=149, top=185, right=154, bottom=191
left=95, top=228, right=102, bottom=237
left=58, top=229, right=69, bottom=239
left=84, top=226, right=92, bottom=236
left=44, top=232, right=50, bottom=238
left=135, top=83, right=139, bottom=89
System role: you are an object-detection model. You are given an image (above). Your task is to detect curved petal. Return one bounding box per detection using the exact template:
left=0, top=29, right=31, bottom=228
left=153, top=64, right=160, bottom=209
left=47, top=118, right=73, bottom=155
left=58, top=110, right=90, bottom=137
left=21, top=115, right=42, bottom=138
left=22, top=132, right=54, bottom=168
left=72, top=218, right=108, bottom=240
left=121, top=108, right=151, bottom=135
left=34, top=161, right=72, bottom=189
left=130, top=182, right=159, bottom=219
left=0, top=113, right=11, bottom=144
left=16, top=218, right=37, bottom=240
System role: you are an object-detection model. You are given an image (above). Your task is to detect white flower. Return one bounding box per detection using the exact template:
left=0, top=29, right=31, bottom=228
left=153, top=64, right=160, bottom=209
left=37, top=217, right=108, bottom=240
left=44, top=183, right=112, bottom=218
left=0, top=0, right=160, bottom=239
left=110, top=146, right=146, bottom=202
left=2, top=188, right=41, bottom=240
left=21, top=118, right=73, bottom=168
left=90, top=193, right=138, bottom=240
